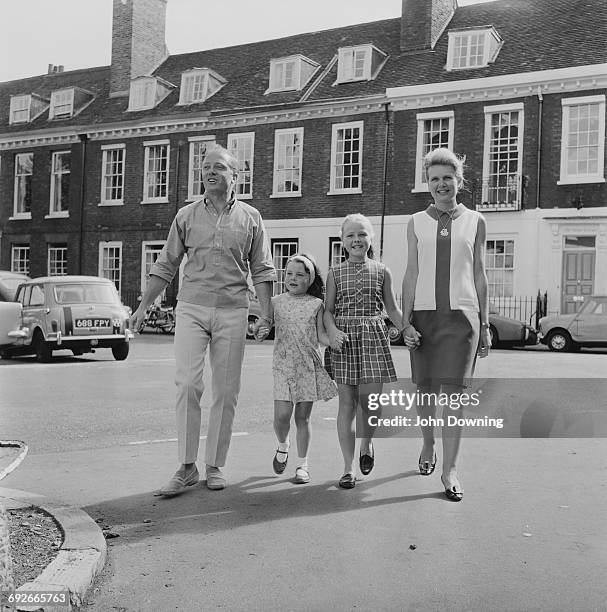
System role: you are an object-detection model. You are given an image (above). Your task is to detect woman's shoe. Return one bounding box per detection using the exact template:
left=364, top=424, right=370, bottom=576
left=359, top=442, right=374, bottom=475
left=272, top=450, right=288, bottom=474
left=294, top=466, right=310, bottom=484
left=338, top=473, right=356, bottom=489
left=441, top=475, right=463, bottom=502
left=418, top=452, right=437, bottom=476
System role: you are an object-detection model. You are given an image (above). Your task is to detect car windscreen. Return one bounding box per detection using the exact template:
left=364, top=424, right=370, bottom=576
left=54, top=284, right=119, bottom=304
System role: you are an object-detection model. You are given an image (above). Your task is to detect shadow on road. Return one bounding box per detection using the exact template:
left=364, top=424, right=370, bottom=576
left=84, top=470, right=444, bottom=543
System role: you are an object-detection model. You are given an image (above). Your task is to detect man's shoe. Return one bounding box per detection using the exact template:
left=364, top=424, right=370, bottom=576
left=155, top=466, right=199, bottom=497
left=206, top=465, right=226, bottom=490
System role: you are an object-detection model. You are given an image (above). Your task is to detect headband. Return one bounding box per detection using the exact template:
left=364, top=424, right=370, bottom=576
left=288, top=255, right=316, bottom=285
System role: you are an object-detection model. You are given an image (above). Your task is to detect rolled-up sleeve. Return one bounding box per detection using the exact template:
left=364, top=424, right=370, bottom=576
left=249, top=216, right=277, bottom=285
left=149, top=216, right=186, bottom=283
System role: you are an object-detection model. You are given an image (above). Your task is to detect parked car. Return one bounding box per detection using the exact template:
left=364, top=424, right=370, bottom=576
left=0, top=301, right=28, bottom=348
left=1, top=275, right=134, bottom=362
left=539, top=295, right=607, bottom=352
left=0, top=270, right=31, bottom=301
left=386, top=304, right=537, bottom=348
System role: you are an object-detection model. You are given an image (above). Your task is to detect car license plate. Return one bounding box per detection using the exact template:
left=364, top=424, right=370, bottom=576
left=75, top=318, right=111, bottom=329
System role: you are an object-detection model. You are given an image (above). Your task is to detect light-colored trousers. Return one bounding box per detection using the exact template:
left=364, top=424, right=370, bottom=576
left=174, top=301, right=248, bottom=467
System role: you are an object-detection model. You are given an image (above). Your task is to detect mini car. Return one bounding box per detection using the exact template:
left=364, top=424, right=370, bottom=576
left=386, top=304, right=537, bottom=348
left=2, top=275, right=134, bottom=362
left=0, top=270, right=31, bottom=301
left=539, top=295, right=607, bottom=352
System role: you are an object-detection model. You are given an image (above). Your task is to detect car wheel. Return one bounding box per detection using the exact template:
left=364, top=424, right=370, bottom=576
left=489, top=325, right=498, bottom=348
left=387, top=323, right=404, bottom=345
left=0, top=349, right=11, bottom=360
left=246, top=315, right=259, bottom=340
left=33, top=330, right=52, bottom=363
left=546, top=329, right=573, bottom=352
left=112, top=342, right=130, bottom=361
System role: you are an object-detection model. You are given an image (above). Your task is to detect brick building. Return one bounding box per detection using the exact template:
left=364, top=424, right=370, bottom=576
left=1, top=0, right=606, bottom=315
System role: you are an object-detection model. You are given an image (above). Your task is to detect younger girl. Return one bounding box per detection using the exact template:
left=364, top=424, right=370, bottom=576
left=324, top=214, right=403, bottom=489
left=257, top=254, right=337, bottom=484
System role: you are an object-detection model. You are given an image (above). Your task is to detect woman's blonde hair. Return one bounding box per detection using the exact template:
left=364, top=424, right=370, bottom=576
left=423, top=148, right=466, bottom=187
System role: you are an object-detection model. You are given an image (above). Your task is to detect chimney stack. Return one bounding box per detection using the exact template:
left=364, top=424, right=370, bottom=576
left=47, top=64, right=65, bottom=74
left=401, top=0, right=457, bottom=52
left=110, top=0, right=169, bottom=96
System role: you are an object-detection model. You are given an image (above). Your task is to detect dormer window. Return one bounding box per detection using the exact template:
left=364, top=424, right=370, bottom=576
left=446, top=27, right=502, bottom=71
left=9, top=94, right=48, bottom=124
left=336, top=44, right=387, bottom=84
left=49, top=87, right=94, bottom=120
left=178, top=68, right=226, bottom=105
left=128, top=76, right=174, bottom=112
left=50, top=89, right=74, bottom=119
left=267, top=55, right=319, bottom=93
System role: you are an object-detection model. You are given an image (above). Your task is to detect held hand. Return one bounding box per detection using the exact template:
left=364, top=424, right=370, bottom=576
left=130, top=306, right=147, bottom=334
left=478, top=327, right=492, bottom=358
left=403, top=324, right=421, bottom=351
left=255, top=325, right=270, bottom=342
left=329, top=329, right=348, bottom=351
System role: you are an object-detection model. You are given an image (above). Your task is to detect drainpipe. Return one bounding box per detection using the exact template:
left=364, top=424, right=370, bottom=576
left=379, top=103, right=390, bottom=261
left=536, top=87, right=543, bottom=209
left=534, top=87, right=544, bottom=309
left=78, top=134, right=88, bottom=274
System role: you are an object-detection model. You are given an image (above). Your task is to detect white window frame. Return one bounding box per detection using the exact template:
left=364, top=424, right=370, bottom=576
left=13, top=152, right=33, bottom=219
left=142, top=140, right=170, bottom=204
left=9, top=95, right=31, bottom=124
left=49, top=88, right=75, bottom=119
left=178, top=69, right=226, bottom=105
left=141, top=241, right=167, bottom=303
left=98, top=241, right=122, bottom=292
left=48, top=244, right=68, bottom=276
left=446, top=28, right=501, bottom=71
left=485, top=238, right=515, bottom=298
left=329, top=121, right=364, bottom=195
left=11, top=245, right=30, bottom=275
left=187, top=136, right=216, bottom=201
left=329, top=237, right=346, bottom=268
left=227, top=132, right=255, bottom=199
left=269, top=57, right=299, bottom=92
left=272, top=240, right=298, bottom=295
left=271, top=128, right=304, bottom=198
left=481, top=103, right=524, bottom=210
left=337, top=45, right=374, bottom=83
left=128, top=77, right=158, bottom=111
left=413, top=111, right=454, bottom=192
left=558, top=95, right=606, bottom=185
left=48, top=151, right=71, bottom=217
left=100, top=144, right=126, bottom=206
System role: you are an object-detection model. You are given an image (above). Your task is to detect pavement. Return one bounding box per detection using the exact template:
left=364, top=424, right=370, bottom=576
left=2, top=425, right=607, bottom=611
left=1, top=487, right=105, bottom=612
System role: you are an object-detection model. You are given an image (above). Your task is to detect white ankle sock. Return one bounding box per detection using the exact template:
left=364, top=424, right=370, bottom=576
left=298, top=456, right=309, bottom=468
left=277, top=441, right=289, bottom=455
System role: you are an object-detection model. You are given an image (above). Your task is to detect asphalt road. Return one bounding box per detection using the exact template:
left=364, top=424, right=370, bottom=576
left=2, top=337, right=607, bottom=611
left=1, top=336, right=605, bottom=454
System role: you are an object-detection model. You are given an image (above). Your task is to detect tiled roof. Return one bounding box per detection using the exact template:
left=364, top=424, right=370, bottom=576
left=0, top=0, right=604, bottom=133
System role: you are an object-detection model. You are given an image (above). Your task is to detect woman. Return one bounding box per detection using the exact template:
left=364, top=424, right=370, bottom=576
left=402, top=148, right=491, bottom=502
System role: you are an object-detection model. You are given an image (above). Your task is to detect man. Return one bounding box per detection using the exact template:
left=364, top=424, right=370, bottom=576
left=131, top=145, right=276, bottom=495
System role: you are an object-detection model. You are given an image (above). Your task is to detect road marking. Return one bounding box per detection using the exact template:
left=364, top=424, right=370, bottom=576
left=129, top=431, right=249, bottom=446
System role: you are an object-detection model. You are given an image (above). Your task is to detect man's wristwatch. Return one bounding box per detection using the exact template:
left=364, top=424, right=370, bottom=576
left=481, top=323, right=490, bottom=330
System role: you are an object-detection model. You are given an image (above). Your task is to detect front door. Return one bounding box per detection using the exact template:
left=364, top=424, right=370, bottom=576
left=561, top=251, right=595, bottom=314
